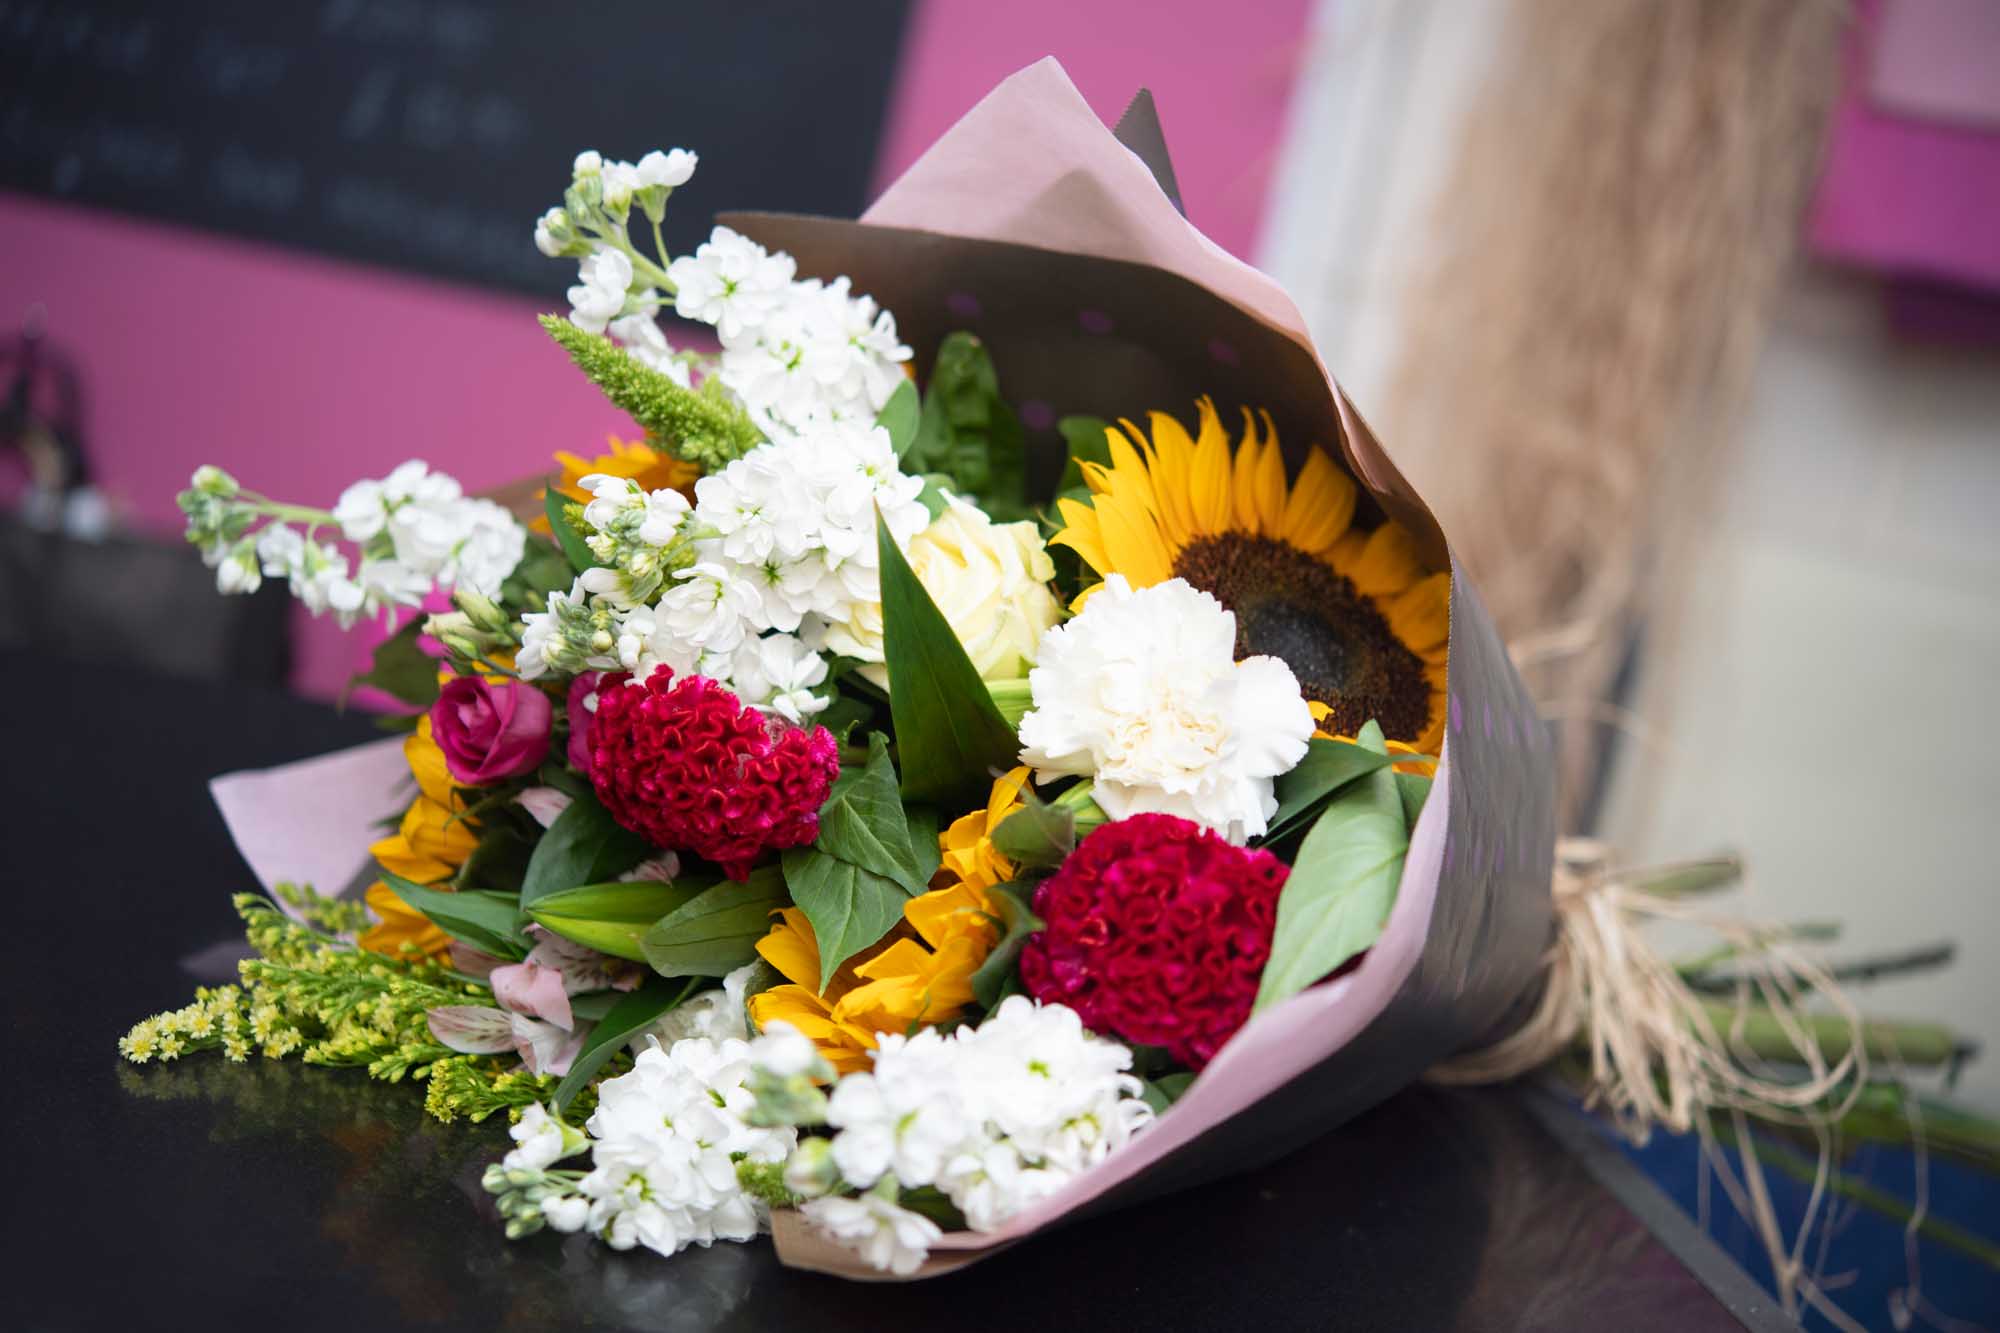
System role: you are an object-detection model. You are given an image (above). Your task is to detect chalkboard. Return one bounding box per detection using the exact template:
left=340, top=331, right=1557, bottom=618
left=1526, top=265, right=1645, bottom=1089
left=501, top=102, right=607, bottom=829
left=0, top=0, right=913, bottom=298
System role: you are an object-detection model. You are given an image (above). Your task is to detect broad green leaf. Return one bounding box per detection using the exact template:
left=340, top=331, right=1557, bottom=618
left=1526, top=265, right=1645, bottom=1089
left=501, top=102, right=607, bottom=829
left=877, top=378, right=920, bottom=457
left=529, top=879, right=709, bottom=962
left=815, top=733, right=929, bottom=895
left=519, top=790, right=653, bottom=905
left=990, top=794, right=1074, bottom=869
left=877, top=510, right=1021, bottom=811
left=640, top=867, right=788, bottom=977
left=969, top=880, right=1044, bottom=1010
left=377, top=873, right=526, bottom=960
left=550, top=976, right=701, bottom=1111
left=1056, top=415, right=1112, bottom=491
left=905, top=333, right=1028, bottom=520
left=782, top=846, right=908, bottom=992
left=1140, top=1071, right=1195, bottom=1114
left=1262, top=729, right=1400, bottom=845
left=1395, top=770, right=1432, bottom=833
left=506, top=537, right=576, bottom=601
left=543, top=482, right=602, bottom=573
left=340, top=617, right=439, bottom=710
left=1253, top=750, right=1408, bottom=1012
left=905, top=804, right=942, bottom=887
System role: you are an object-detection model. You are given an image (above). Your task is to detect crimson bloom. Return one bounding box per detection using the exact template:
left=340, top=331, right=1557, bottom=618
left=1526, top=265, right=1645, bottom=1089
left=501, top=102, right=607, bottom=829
left=587, top=669, right=838, bottom=880
left=1020, top=812, right=1288, bottom=1068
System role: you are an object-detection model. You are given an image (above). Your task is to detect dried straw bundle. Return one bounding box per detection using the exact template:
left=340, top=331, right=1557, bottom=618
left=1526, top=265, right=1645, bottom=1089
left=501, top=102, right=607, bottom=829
left=1381, top=0, right=1847, bottom=820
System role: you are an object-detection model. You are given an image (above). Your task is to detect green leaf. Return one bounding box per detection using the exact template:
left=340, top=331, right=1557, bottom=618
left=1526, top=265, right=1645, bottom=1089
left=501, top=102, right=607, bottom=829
left=506, top=535, right=577, bottom=601
left=905, top=804, right=942, bottom=887
left=1262, top=732, right=1400, bottom=845
left=782, top=846, right=908, bottom=992
left=969, top=880, right=1044, bottom=1010
left=815, top=733, right=930, bottom=895
left=377, top=873, right=526, bottom=959
left=1395, top=770, right=1432, bottom=832
left=543, top=482, right=601, bottom=573
left=528, top=879, right=708, bottom=962
left=519, top=791, right=653, bottom=905
left=877, top=378, right=920, bottom=457
left=990, top=795, right=1074, bottom=869
left=877, top=509, right=1021, bottom=810
left=340, top=617, right=439, bottom=710
left=1253, top=747, right=1408, bottom=1012
left=1140, top=1071, right=1195, bottom=1114
left=1056, top=415, right=1113, bottom=491
left=550, top=977, right=700, bottom=1111
left=904, top=333, right=1029, bottom=519
left=640, top=867, right=788, bottom=977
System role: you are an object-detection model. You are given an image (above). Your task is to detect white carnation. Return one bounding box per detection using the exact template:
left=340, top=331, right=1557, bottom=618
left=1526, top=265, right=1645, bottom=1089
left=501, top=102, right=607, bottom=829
left=1017, top=575, right=1314, bottom=843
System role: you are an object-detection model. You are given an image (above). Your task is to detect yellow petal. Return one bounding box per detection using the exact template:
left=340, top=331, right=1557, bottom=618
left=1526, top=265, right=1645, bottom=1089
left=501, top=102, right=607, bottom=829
left=1249, top=411, right=1289, bottom=535
left=1280, top=448, right=1357, bottom=556
left=1048, top=497, right=1110, bottom=575
left=404, top=718, right=460, bottom=809
left=755, top=908, right=826, bottom=994
left=1231, top=408, right=1267, bottom=536
left=1140, top=411, right=1198, bottom=548
left=1386, top=572, right=1451, bottom=655
left=1093, top=492, right=1174, bottom=588
left=1188, top=398, right=1234, bottom=536
left=1347, top=523, right=1424, bottom=598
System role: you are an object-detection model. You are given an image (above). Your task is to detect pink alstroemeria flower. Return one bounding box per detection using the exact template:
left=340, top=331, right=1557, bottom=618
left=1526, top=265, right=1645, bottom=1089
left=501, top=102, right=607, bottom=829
left=425, top=1005, right=587, bottom=1077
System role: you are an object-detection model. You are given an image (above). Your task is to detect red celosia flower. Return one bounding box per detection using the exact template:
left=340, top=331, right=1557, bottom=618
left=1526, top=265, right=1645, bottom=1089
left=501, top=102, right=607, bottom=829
left=587, top=669, right=839, bottom=880
left=1020, top=812, right=1288, bottom=1068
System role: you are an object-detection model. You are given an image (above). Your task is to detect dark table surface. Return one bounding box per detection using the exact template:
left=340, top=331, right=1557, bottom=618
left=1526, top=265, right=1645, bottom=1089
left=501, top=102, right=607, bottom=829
left=1, top=653, right=1795, bottom=1332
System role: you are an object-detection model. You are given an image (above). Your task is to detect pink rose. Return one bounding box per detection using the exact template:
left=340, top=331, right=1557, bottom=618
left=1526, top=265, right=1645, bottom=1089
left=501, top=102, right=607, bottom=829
left=431, top=674, right=553, bottom=785
left=566, top=671, right=601, bottom=776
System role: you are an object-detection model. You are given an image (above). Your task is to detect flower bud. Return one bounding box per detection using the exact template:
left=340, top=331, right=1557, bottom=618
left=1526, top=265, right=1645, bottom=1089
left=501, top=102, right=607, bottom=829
left=453, top=587, right=511, bottom=634
left=481, top=1163, right=511, bottom=1193
left=504, top=1213, right=546, bottom=1240
left=782, top=1137, right=839, bottom=1199
left=190, top=464, right=239, bottom=497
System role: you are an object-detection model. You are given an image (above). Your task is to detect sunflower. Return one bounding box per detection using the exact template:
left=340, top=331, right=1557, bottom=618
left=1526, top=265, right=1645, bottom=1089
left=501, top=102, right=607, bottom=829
left=531, top=435, right=700, bottom=534
left=1050, top=399, right=1448, bottom=755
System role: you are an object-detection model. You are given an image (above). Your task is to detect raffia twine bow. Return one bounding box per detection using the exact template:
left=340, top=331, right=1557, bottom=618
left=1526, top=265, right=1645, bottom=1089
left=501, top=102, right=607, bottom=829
left=1428, top=836, right=1867, bottom=1139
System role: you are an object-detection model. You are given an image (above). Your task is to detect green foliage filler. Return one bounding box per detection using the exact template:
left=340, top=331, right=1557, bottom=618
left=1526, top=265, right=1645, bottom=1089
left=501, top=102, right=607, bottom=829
left=540, top=314, right=763, bottom=469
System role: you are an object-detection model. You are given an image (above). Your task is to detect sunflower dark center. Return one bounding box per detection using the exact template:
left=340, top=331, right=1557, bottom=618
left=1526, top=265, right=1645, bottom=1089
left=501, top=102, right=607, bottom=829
left=1171, top=533, right=1430, bottom=742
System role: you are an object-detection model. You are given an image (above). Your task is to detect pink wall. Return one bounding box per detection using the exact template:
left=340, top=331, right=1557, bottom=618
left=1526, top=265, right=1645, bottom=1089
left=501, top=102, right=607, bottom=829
left=0, top=1, right=1312, bottom=700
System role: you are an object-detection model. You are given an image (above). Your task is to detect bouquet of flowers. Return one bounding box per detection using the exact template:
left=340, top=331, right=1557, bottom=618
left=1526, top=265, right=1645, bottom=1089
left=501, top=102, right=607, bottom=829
left=134, top=61, right=1903, bottom=1283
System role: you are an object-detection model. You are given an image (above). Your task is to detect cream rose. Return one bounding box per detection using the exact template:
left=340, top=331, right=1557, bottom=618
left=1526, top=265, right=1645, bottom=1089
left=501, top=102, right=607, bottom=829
left=839, top=496, right=1063, bottom=684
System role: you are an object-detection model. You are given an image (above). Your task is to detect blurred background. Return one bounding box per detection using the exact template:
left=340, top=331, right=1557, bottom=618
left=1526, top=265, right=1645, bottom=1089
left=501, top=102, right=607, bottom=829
left=2, top=0, right=1995, bottom=1321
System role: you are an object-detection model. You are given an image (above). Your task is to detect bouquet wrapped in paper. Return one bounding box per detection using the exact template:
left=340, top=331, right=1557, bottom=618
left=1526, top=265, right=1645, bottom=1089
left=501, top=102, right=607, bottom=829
left=126, top=60, right=1579, bottom=1280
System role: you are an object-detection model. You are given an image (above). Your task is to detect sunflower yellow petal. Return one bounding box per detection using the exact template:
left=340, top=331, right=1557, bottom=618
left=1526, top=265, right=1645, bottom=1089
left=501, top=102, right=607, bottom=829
left=1049, top=497, right=1111, bottom=575
left=1348, top=523, right=1424, bottom=598
left=1231, top=408, right=1268, bottom=536
left=1280, top=448, right=1357, bottom=556
left=1386, top=572, right=1451, bottom=654
left=1139, top=411, right=1199, bottom=548
left=1094, top=492, right=1175, bottom=588
left=1249, top=411, right=1289, bottom=535
left=1188, top=398, right=1235, bottom=536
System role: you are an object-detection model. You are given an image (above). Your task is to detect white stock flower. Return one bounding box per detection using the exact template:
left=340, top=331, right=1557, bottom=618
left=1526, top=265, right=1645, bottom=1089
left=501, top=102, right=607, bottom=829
left=567, top=1036, right=795, bottom=1260
left=799, top=1193, right=942, bottom=1277
left=658, top=562, right=759, bottom=655
left=1017, top=575, right=1313, bottom=843
left=503, top=1103, right=587, bottom=1172
left=634, top=147, right=697, bottom=189
left=728, top=633, right=829, bottom=723
left=568, top=247, right=633, bottom=334
left=607, top=312, right=690, bottom=384
left=668, top=225, right=795, bottom=343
